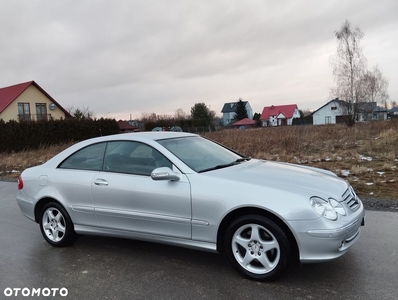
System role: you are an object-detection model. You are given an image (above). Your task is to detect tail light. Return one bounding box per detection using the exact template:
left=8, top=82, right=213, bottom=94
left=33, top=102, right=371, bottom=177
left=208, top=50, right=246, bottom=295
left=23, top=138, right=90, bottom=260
left=18, top=176, right=23, bottom=190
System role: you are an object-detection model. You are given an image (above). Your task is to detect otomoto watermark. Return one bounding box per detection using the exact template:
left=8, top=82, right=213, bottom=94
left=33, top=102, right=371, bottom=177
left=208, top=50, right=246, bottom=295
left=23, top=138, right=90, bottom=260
left=4, top=287, right=68, bottom=297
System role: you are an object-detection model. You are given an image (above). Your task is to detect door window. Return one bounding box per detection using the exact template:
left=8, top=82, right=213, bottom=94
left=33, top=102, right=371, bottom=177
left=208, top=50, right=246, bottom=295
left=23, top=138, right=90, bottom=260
left=103, top=141, right=172, bottom=176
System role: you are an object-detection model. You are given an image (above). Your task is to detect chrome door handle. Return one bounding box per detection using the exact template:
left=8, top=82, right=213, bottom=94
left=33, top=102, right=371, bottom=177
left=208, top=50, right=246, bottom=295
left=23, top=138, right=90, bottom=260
left=94, top=179, right=109, bottom=186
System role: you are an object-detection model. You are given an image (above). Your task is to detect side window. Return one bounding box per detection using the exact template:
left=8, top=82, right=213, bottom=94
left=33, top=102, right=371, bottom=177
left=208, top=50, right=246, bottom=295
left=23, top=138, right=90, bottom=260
left=103, top=141, right=172, bottom=176
left=59, top=143, right=106, bottom=171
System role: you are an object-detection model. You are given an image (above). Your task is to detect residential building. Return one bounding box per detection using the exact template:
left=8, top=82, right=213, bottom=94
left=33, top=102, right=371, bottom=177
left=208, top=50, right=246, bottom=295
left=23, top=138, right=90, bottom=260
left=312, top=99, right=346, bottom=125
left=118, top=120, right=140, bottom=133
left=260, top=104, right=300, bottom=126
left=312, top=98, right=387, bottom=125
left=221, top=101, right=253, bottom=125
left=231, top=118, right=256, bottom=129
left=0, top=81, right=70, bottom=122
left=388, top=107, right=398, bottom=118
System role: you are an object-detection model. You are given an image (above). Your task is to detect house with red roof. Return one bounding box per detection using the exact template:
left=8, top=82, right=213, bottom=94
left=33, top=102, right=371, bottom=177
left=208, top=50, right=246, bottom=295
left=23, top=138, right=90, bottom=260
left=118, top=120, right=140, bottom=133
left=260, top=104, right=300, bottom=126
left=0, top=81, right=70, bottom=122
left=231, top=118, right=256, bottom=129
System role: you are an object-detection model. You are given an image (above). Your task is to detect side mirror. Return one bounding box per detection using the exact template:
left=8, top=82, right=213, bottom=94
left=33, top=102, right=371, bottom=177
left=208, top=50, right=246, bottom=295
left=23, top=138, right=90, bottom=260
left=151, top=167, right=180, bottom=181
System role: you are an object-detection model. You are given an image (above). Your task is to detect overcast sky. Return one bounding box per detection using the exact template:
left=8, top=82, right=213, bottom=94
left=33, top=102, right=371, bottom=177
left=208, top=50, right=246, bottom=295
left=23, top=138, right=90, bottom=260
left=1, top=0, right=397, bottom=120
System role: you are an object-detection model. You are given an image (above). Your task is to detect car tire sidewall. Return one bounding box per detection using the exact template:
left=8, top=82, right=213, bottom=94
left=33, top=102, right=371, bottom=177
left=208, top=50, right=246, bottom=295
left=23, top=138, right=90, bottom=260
left=224, top=214, right=291, bottom=281
left=39, top=202, right=77, bottom=247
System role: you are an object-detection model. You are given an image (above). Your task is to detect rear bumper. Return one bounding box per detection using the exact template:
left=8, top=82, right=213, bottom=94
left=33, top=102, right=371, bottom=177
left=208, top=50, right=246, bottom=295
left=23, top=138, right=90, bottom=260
left=16, top=191, right=36, bottom=222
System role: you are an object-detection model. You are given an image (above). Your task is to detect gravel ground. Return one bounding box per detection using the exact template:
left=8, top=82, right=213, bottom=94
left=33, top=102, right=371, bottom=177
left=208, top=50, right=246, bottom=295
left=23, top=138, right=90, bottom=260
left=361, top=197, right=398, bottom=212
left=2, top=178, right=397, bottom=213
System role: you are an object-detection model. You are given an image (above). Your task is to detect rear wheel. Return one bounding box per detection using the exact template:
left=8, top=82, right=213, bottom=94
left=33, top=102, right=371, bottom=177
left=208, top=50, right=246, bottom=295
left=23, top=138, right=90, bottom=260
left=224, top=214, right=292, bottom=281
left=39, top=202, right=77, bottom=247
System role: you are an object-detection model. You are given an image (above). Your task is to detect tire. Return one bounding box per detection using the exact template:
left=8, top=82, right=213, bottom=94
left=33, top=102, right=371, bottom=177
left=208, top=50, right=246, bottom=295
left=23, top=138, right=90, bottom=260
left=39, top=202, right=78, bottom=247
left=224, top=214, right=292, bottom=281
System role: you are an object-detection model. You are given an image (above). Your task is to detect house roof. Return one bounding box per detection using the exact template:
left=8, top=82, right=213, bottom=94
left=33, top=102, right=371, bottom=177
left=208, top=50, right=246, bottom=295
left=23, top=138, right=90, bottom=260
left=389, top=107, right=398, bottom=113
left=231, top=118, right=256, bottom=126
left=311, top=99, right=382, bottom=115
left=373, top=106, right=387, bottom=112
left=311, top=99, right=346, bottom=115
left=118, top=120, right=138, bottom=131
left=357, top=102, right=377, bottom=113
left=221, top=101, right=248, bottom=113
left=260, top=104, right=297, bottom=120
left=0, top=80, right=70, bottom=116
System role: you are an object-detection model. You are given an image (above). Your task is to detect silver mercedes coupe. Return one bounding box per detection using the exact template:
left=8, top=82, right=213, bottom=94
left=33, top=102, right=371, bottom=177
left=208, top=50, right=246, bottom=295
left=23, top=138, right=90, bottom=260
left=16, top=132, right=365, bottom=281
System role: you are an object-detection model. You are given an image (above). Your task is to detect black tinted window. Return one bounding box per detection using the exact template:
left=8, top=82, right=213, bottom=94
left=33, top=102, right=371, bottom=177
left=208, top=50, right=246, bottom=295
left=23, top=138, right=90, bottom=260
left=59, top=143, right=106, bottom=171
left=103, top=141, right=172, bottom=176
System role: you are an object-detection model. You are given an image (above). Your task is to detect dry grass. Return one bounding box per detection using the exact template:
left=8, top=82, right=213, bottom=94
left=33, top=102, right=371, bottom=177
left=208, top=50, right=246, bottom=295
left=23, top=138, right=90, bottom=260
left=1, top=120, right=397, bottom=200
left=0, top=142, right=74, bottom=177
left=203, top=120, right=398, bottom=200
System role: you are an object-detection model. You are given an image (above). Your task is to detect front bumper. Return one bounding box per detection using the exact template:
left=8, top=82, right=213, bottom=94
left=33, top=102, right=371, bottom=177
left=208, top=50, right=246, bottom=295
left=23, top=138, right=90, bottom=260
left=289, top=203, right=366, bottom=263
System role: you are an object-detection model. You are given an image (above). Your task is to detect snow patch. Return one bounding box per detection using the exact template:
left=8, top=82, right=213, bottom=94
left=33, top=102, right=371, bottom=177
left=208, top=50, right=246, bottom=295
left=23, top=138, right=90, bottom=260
left=359, top=155, right=373, bottom=161
left=341, top=170, right=350, bottom=177
left=365, top=182, right=374, bottom=186
left=377, top=172, right=385, bottom=176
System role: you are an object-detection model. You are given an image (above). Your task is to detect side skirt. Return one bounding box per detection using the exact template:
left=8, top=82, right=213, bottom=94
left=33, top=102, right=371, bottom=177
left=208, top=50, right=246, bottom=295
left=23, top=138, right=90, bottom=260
left=74, top=224, right=218, bottom=253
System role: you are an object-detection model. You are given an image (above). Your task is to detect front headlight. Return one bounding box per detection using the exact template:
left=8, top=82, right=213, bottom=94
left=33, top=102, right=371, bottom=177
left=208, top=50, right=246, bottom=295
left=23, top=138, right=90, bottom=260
left=329, top=198, right=346, bottom=216
left=310, top=197, right=347, bottom=220
left=310, top=197, right=337, bottom=220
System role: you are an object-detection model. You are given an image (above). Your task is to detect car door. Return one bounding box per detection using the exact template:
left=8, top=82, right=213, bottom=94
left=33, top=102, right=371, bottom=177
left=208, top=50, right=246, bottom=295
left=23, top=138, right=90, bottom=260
left=56, top=142, right=107, bottom=227
left=91, top=141, right=192, bottom=239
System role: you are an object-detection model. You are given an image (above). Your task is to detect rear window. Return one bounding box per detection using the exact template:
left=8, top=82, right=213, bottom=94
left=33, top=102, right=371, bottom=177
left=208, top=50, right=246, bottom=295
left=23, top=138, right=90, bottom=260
left=58, top=143, right=106, bottom=171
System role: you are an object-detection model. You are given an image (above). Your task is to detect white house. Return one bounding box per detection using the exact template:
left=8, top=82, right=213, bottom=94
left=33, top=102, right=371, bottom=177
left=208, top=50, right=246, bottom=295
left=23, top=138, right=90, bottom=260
left=260, top=104, right=300, bottom=126
left=312, top=99, right=387, bottom=125
left=312, top=99, right=346, bottom=125
left=221, top=101, right=253, bottom=125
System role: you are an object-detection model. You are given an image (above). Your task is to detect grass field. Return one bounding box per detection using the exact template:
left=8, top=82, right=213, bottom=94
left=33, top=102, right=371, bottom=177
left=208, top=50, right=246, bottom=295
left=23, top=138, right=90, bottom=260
left=1, top=120, right=397, bottom=200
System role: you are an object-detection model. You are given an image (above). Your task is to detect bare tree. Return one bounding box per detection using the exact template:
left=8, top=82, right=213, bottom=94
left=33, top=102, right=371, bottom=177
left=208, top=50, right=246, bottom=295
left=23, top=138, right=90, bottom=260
left=174, top=108, right=188, bottom=120
left=66, top=105, right=94, bottom=120
left=330, top=20, right=367, bottom=126
left=361, top=66, right=389, bottom=109
left=141, top=112, right=158, bottom=122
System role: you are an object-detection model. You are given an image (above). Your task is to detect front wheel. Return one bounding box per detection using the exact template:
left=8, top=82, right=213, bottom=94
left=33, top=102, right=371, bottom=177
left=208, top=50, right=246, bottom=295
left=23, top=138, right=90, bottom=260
left=224, top=214, right=292, bottom=281
left=39, top=202, right=77, bottom=247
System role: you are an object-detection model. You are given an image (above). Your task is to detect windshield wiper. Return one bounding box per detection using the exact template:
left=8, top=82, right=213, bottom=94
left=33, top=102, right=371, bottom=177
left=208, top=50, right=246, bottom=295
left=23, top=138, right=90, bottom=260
left=199, top=157, right=251, bottom=173
left=235, top=156, right=251, bottom=162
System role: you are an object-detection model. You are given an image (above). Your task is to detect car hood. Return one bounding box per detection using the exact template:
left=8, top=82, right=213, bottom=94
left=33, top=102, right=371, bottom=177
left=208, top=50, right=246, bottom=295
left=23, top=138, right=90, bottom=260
left=200, top=159, right=348, bottom=199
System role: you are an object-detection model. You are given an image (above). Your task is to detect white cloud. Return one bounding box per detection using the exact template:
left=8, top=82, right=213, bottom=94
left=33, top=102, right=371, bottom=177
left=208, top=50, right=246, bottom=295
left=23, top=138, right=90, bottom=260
left=1, top=0, right=397, bottom=120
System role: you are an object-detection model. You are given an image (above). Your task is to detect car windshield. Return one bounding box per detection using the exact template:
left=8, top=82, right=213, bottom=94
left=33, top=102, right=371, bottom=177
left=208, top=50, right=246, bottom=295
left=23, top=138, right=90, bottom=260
left=157, top=136, right=249, bottom=173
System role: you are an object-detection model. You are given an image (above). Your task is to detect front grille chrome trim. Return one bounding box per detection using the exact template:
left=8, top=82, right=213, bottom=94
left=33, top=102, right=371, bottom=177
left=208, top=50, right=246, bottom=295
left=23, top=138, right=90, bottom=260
left=342, top=187, right=360, bottom=211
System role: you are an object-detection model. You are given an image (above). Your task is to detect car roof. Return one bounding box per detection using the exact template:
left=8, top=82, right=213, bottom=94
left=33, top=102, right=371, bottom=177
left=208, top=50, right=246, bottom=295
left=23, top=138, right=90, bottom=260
left=103, top=131, right=197, bottom=141
left=43, top=131, right=199, bottom=172
left=72, top=131, right=199, bottom=149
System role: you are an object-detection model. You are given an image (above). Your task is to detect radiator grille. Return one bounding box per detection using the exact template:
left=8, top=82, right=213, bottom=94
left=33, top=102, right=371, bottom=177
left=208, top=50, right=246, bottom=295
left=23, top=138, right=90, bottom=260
left=342, top=187, right=360, bottom=211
